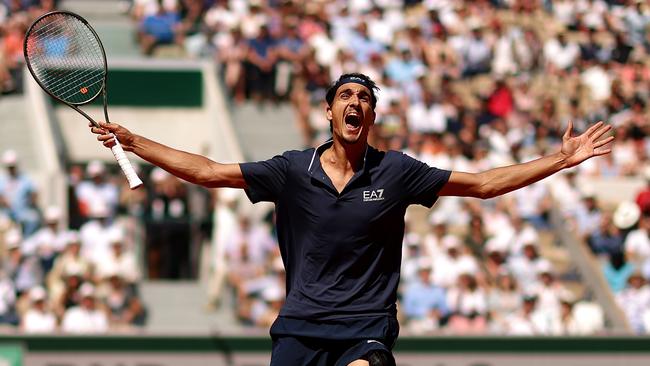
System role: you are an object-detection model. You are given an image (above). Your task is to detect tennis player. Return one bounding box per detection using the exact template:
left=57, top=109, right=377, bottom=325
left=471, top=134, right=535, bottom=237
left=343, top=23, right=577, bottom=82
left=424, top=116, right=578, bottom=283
left=91, top=73, right=613, bottom=366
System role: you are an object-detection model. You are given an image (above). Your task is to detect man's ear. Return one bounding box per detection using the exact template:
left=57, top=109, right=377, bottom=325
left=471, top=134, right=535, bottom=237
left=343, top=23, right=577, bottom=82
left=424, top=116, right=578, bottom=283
left=326, top=106, right=332, bottom=121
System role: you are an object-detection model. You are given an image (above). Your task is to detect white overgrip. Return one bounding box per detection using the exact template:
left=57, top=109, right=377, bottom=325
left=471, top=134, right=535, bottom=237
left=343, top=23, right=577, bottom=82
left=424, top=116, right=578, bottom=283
left=110, top=134, right=143, bottom=189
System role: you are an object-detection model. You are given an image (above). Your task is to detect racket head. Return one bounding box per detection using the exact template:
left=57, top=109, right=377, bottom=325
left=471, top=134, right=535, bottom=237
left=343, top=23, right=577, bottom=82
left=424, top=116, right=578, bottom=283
left=24, top=11, right=107, bottom=106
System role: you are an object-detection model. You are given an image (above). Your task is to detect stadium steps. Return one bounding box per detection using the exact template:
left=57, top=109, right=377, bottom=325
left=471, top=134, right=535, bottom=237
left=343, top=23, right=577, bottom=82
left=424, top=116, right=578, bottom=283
left=60, top=0, right=141, bottom=58
left=0, top=94, right=40, bottom=171
left=229, top=101, right=304, bottom=162
left=140, top=280, right=246, bottom=333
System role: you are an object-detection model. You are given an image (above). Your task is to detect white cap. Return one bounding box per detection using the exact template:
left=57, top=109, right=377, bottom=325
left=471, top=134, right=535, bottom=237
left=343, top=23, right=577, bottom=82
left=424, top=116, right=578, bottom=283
left=88, top=201, right=110, bottom=218
left=79, top=282, right=95, bottom=298
left=44, top=206, right=61, bottom=222
left=613, top=201, right=641, bottom=229
left=29, top=286, right=47, bottom=302
left=64, top=265, right=84, bottom=277
left=108, top=229, right=124, bottom=244
left=86, top=160, right=105, bottom=177
left=151, top=167, right=169, bottom=183
left=262, top=285, right=284, bottom=302
left=537, top=260, right=554, bottom=275
left=2, top=150, right=17, bottom=166
left=485, top=236, right=508, bottom=253
left=5, top=229, right=22, bottom=249
left=442, top=235, right=461, bottom=250
left=417, top=257, right=432, bottom=271
left=404, top=232, right=420, bottom=247
left=65, top=231, right=81, bottom=245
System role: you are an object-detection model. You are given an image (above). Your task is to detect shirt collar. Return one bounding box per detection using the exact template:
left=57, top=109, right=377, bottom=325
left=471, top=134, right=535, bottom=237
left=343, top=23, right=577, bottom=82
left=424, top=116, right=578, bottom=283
left=307, top=139, right=371, bottom=175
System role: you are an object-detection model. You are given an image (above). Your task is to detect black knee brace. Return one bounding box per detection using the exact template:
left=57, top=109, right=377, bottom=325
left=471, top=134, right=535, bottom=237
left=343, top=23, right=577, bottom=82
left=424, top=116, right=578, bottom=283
left=366, top=350, right=396, bottom=366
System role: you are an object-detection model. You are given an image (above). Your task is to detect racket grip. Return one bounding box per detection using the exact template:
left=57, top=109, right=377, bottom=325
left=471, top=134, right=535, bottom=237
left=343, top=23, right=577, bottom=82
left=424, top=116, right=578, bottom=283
left=110, top=134, right=143, bottom=189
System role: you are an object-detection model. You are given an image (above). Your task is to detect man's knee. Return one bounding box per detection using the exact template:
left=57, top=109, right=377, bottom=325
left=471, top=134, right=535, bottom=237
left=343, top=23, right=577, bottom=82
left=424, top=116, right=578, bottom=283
left=366, top=350, right=396, bottom=366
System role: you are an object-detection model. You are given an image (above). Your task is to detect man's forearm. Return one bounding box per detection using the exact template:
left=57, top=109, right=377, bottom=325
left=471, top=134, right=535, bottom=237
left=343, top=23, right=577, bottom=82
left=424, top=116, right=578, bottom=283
left=130, top=134, right=245, bottom=188
left=478, top=152, right=568, bottom=199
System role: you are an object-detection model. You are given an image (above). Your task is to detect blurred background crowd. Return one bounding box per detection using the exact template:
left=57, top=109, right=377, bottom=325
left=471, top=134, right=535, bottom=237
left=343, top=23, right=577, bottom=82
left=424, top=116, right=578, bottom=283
left=1, top=0, right=650, bottom=335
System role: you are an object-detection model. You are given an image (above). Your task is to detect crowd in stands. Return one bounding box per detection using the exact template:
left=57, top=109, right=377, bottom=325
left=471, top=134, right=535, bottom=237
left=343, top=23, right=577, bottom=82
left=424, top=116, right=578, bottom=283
left=0, top=0, right=58, bottom=95
left=0, top=150, right=148, bottom=333
left=128, top=0, right=650, bottom=335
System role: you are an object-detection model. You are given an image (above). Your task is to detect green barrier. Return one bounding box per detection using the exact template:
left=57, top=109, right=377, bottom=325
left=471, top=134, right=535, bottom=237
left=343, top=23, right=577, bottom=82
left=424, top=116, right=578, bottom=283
left=47, top=68, right=204, bottom=108
left=0, top=344, right=23, bottom=366
left=1, top=335, right=650, bottom=353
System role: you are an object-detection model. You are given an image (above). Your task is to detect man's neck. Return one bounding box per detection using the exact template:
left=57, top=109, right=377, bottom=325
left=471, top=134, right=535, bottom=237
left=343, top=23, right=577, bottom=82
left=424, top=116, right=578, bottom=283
left=323, top=139, right=367, bottom=173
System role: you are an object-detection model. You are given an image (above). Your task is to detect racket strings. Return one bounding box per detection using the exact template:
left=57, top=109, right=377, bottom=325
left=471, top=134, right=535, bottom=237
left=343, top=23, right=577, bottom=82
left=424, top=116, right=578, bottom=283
left=25, top=13, right=105, bottom=104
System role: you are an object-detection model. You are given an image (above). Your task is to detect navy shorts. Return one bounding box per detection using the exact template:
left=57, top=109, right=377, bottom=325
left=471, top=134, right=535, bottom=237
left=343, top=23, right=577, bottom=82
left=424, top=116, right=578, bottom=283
left=269, top=316, right=398, bottom=366
left=270, top=336, right=395, bottom=366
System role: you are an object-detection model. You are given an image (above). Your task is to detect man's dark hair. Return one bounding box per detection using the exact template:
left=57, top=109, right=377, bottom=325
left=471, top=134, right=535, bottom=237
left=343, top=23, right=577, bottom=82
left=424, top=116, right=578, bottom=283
left=325, top=73, right=380, bottom=110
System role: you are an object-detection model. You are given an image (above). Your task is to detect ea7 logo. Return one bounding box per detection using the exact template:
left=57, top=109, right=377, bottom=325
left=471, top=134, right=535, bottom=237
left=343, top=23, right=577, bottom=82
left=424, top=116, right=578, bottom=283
left=363, top=189, right=385, bottom=202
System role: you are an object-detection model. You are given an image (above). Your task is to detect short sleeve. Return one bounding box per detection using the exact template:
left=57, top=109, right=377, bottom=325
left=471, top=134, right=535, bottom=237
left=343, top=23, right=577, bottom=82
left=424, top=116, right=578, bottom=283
left=239, top=153, right=290, bottom=203
left=400, top=153, right=451, bottom=208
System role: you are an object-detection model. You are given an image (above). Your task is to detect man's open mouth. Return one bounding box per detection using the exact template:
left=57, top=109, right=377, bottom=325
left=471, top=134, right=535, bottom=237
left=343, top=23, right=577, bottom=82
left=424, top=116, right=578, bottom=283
left=345, top=112, right=361, bottom=129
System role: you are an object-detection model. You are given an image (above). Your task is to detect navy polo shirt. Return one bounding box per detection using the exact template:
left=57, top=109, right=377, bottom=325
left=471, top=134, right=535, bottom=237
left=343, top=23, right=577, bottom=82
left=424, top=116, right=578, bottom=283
left=240, top=140, right=450, bottom=339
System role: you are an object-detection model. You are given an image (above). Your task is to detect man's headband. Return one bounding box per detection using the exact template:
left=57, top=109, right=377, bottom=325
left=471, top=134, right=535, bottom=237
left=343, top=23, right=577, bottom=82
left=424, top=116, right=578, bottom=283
left=333, top=76, right=374, bottom=92
left=326, top=75, right=378, bottom=108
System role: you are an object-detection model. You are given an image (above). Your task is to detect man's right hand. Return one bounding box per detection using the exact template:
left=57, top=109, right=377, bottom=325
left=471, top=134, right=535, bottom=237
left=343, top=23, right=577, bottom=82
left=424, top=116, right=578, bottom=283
left=89, top=122, right=137, bottom=152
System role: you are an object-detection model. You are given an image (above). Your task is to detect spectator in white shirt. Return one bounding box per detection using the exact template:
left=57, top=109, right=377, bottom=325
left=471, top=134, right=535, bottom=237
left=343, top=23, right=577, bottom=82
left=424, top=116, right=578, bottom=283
left=75, top=161, right=119, bottom=221
left=79, top=203, right=124, bottom=267
left=616, top=271, right=650, bottom=333
left=625, top=212, right=650, bottom=263
left=504, top=294, right=560, bottom=335
left=544, top=32, right=580, bottom=71
left=94, top=233, right=141, bottom=286
left=507, top=243, right=552, bottom=293
left=446, top=273, right=488, bottom=334
left=23, top=206, right=69, bottom=273
left=62, top=283, right=108, bottom=334
left=432, top=235, right=479, bottom=288
left=21, top=286, right=57, bottom=333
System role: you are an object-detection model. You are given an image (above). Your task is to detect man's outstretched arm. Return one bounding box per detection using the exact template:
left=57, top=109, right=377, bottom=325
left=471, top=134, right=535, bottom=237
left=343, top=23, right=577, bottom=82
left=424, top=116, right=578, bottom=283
left=439, top=121, right=614, bottom=199
left=91, top=122, right=246, bottom=189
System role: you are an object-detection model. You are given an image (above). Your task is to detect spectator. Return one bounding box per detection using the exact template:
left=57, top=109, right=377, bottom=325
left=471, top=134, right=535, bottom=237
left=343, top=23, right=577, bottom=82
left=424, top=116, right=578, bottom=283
left=138, top=0, right=181, bottom=55
left=74, top=160, right=119, bottom=222
left=603, top=251, right=637, bottom=293
left=3, top=229, right=43, bottom=297
left=0, top=150, right=39, bottom=235
left=94, top=233, right=141, bottom=287
left=487, top=271, right=521, bottom=332
left=446, top=273, right=488, bottom=334
left=20, top=286, right=56, bottom=333
left=23, top=206, right=68, bottom=273
left=61, top=283, right=108, bottom=333
left=624, top=211, right=650, bottom=263
left=432, top=235, right=479, bottom=288
left=245, top=25, right=277, bottom=103
left=503, top=294, right=559, bottom=335
left=102, top=273, right=147, bottom=329
left=588, top=212, right=625, bottom=256
left=47, top=231, right=92, bottom=308
left=402, top=261, right=449, bottom=334
left=79, top=202, right=123, bottom=268
left=0, top=267, right=17, bottom=326
left=143, top=168, right=191, bottom=279
left=544, top=31, right=580, bottom=71
left=507, top=242, right=552, bottom=293
left=616, top=271, right=650, bottom=333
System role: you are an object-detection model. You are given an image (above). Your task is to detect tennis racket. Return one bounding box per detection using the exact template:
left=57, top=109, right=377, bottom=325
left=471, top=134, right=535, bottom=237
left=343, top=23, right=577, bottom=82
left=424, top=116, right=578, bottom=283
left=23, top=11, right=143, bottom=189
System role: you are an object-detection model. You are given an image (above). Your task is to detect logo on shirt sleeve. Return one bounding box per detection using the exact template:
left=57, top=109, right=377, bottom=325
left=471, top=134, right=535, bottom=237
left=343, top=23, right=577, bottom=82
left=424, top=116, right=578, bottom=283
left=363, top=189, right=385, bottom=202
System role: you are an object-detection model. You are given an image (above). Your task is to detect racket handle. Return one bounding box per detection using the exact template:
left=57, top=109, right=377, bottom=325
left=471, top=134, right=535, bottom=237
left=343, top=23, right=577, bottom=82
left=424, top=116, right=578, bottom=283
left=110, top=134, right=143, bottom=189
